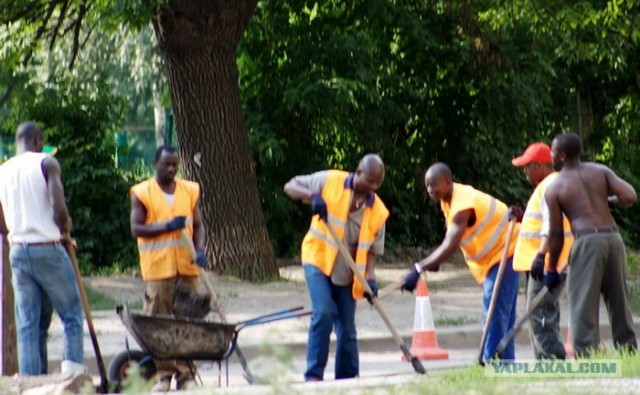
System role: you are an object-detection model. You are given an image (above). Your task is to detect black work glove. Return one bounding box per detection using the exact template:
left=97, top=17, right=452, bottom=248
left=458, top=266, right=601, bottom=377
left=363, top=279, right=378, bottom=304
left=194, top=249, right=207, bottom=268
left=402, top=265, right=421, bottom=292
left=530, top=253, right=545, bottom=281
left=508, top=205, right=523, bottom=222
left=165, top=215, right=187, bottom=231
left=544, top=270, right=561, bottom=291
left=310, top=194, right=328, bottom=221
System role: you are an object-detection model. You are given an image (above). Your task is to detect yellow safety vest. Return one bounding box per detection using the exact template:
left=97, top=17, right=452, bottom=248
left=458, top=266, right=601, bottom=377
left=441, top=183, right=520, bottom=283
left=513, top=173, right=573, bottom=272
left=130, top=177, right=200, bottom=280
left=301, top=170, right=389, bottom=299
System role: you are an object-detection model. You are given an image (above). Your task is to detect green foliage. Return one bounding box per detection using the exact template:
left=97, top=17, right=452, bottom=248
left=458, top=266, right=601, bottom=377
left=1, top=75, right=141, bottom=272
left=3, top=0, right=640, bottom=266
left=240, top=0, right=580, bottom=255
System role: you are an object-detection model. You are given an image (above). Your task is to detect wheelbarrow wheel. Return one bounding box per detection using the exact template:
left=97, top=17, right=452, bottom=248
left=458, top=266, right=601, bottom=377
left=107, top=350, right=156, bottom=392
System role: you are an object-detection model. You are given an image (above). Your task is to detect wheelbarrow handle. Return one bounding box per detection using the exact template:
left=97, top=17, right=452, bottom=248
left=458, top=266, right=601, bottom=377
left=236, top=310, right=312, bottom=331
left=237, top=306, right=305, bottom=326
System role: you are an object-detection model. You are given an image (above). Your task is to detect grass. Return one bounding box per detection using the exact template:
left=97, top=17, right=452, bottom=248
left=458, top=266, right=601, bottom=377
left=626, top=251, right=640, bottom=315
left=84, top=284, right=142, bottom=311
left=434, top=315, right=477, bottom=326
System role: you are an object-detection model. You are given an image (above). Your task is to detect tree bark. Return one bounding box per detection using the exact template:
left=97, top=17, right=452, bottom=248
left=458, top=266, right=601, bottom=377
left=152, top=0, right=279, bottom=280
left=153, top=93, right=165, bottom=148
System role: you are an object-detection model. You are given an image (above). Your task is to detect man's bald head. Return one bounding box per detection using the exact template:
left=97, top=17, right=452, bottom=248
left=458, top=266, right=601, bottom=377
left=16, top=122, right=44, bottom=154
left=358, top=154, right=385, bottom=175
left=354, top=153, right=385, bottom=194
left=426, top=162, right=452, bottom=182
left=425, top=162, right=453, bottom=202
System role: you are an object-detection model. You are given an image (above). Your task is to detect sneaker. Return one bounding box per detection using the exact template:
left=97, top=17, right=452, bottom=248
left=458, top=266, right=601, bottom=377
left=150, top=379, right=171, bottom=393
left=61, top=360, right=87, bottom=374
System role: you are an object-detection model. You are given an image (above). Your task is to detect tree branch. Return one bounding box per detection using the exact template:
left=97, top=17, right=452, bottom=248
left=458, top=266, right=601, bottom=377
left=49, top=0, right=71, bottom=51
left=0, top=85, right=14, bottom=110
left=68, top=2, right=88, bottom=70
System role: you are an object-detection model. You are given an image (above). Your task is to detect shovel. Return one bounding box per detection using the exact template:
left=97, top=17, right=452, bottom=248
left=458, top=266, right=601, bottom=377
left=323, top=219, right=426, bottom=374
left=494, top=265, right=568, bottom=356
left=476, top=219, right=516, bottom=365
left=180, top=229, right=255, bottom=384
left=63, top=233, right=109, bottom=393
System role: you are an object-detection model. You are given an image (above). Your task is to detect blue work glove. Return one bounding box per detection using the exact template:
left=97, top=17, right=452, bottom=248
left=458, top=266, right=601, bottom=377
left=194, top=249, right=207, bottom=268
left=402, top=264, right=421, bottom=292
left=165, top=215, right=186, bottom=232
left=508, top=205, right=523, bottom=222
left=363, top=279, right=378, bottom=304
left=544, top=270, right=561, bottom=291
left=530, top=253, right=545, bottom=282
left=310, top=194, right=328, bottom=221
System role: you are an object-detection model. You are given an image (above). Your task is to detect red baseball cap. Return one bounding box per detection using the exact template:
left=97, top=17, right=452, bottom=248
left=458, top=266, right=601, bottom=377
left=512, top=142, right=552, bottom=166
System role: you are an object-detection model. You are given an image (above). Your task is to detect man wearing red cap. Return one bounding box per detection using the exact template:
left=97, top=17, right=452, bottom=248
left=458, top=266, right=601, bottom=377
left=511, top=142, right=573, bottom=359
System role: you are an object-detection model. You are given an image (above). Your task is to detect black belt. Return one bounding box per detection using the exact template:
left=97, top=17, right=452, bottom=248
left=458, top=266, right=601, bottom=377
left=573, top=228, right=618, bottom=239
left=12, top=241, right=59, bottom=246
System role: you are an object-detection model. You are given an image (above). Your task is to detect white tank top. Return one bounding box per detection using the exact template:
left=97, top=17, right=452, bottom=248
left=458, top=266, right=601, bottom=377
left=0, top=152, right=62, bottom=243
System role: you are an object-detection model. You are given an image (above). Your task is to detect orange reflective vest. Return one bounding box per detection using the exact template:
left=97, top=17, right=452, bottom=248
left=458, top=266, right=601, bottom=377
left=441, top=183, right=520, bottom=283
left=513, top=173, right=573, bottom=272
left=130, top=177, right=200, bottom=280
left=301, top=170, right=389, bottom=299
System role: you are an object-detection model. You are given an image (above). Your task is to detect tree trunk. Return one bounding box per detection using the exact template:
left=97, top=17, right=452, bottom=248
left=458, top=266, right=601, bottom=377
left=152, top=0, right=279, bottom=281
left=153, top=93, right=165, bottom=148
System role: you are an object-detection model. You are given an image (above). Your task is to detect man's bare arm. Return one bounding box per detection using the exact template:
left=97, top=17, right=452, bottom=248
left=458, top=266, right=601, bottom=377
left=365, top=252, right=376, bottom=280
left=192, top=199, right=206, bottom=250
left=0, top=203, right=7, bottom=235
left=544, top=186, right=564, bottom=272
left=43, top=157, right=70, bottom=234
left=605, top=167, right=637, bottom=208
left=416, top=209, right=470, bottom=272
left=130, top=194, right=167, bottom=238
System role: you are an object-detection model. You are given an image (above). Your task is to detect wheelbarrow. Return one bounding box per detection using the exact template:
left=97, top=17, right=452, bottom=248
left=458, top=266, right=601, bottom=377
left=108, top=305, right=311, bottom=391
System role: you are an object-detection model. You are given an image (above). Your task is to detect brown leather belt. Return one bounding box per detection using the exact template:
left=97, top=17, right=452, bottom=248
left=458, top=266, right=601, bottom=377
left=11, top=241, right=59, bottom=246
left=573, top=228, right=618, bottom=239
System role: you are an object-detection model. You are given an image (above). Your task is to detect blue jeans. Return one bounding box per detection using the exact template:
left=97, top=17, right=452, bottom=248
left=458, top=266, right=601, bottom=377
left=10, top=243, right=84, bottom=375
left=304, top=265, right=358, bottom=380
left=482, top=256, right=519, bottom=362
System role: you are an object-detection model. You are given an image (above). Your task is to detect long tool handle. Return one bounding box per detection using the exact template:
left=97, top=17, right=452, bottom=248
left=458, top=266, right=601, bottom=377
left=238, top=310, right=312, bottom=330
left=476, top=220, right=516, bottom=365
left=357, top=279, right=403, bottom=309
left=494, top=285, right=549, bottom=356
left=323, top=220, right=426, bottom=374
left=238, top=306, right=304, bottom=326
left=180, top=229, right=254, bottom=383
left=63, top=234, right=109, bottom=393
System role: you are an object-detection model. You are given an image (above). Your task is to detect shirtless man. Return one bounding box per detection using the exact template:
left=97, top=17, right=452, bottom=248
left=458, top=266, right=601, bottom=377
left=545, top=132, right=637, bottom=356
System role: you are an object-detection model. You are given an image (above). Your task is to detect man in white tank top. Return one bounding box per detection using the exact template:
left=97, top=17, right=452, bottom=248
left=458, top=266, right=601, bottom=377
left=0, top=122, right=85, bottom=375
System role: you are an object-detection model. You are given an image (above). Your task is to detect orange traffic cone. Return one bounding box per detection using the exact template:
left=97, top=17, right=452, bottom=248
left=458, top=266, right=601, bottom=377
left=564, top=320, right=574, bottom=358
left=402, top=278, right=449, bottom=361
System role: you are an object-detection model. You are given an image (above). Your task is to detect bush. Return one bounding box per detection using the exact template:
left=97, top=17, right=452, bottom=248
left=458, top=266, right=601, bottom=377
left=2, top=75, right=142, bottom=272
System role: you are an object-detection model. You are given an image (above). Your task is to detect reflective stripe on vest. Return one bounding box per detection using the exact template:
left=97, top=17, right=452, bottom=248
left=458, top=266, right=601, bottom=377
left=300, top=170, right=389, bottom=299
left=130, top=177, right=200, bottom=280
left=442, top=183, right=519, bottom=283
left=464, top=213, right=509, bottom=262
left=512, top=173, right=573, bottom=272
